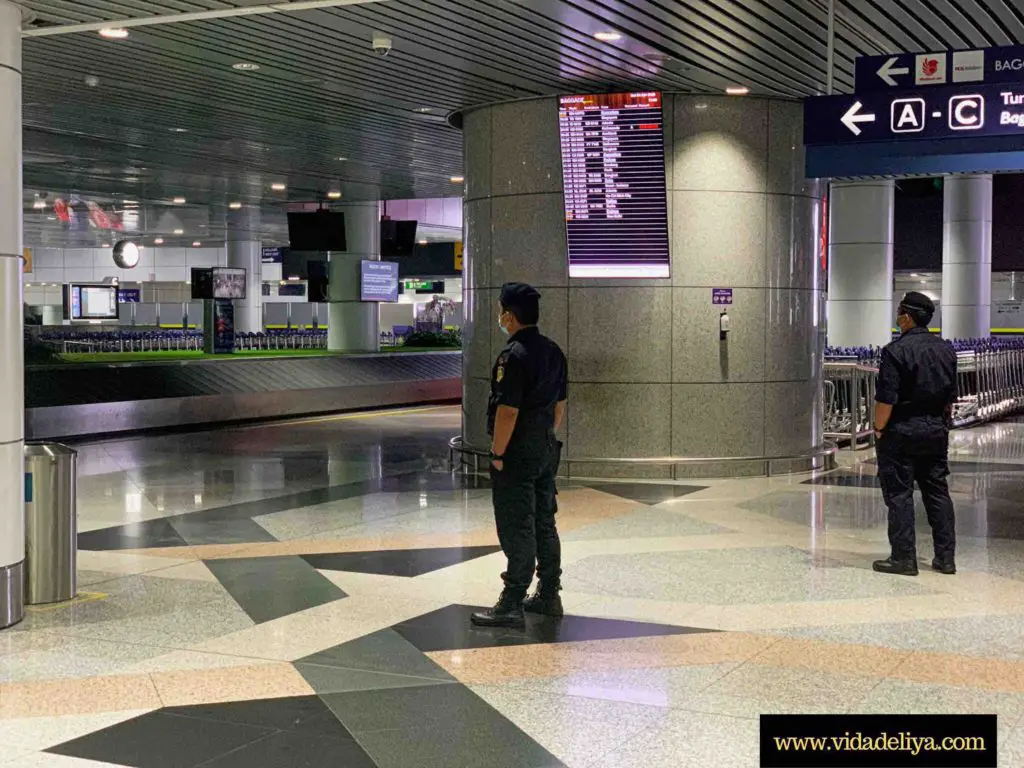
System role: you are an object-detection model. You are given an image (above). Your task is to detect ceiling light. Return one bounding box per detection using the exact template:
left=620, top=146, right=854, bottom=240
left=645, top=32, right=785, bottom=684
left=695, top=103, right=709, bottom=110
left=910, top=273, right=919, bottom=277
left=337, top=156, right=348, bottom=161
left=192, top=241, right=202, bottom=247
left=154, top=238, right=164, bottom=245
left=450, top=175, right=465, bottom=183
left=170, top=128, right=188, bottom=133
left=173, top=229, right=184, bottom=235
left=726, top=86, right=750, bottom=96
left=46, top=216, right=55, bottom=221
left=287, top=276, right=300, bottom=281
left=122, top=199, right=138, bottom=205
left=232, top=62, right=261, bottom=71
left=32, top=200, right=46, bottom=209
left=413, top=107, right=433, bottom=114
left=418, top=239, right=428, bottom=245
left=229, top=202, right=243, bottom=210
left=101, top=243, right=111, bottom=249
left=594, top=31, right=622, bottom=42
left=99, top=28, right=129, bottom=39
left=920, top=280, right=927, bottom=284
left=173, top=197, right=186, bottom=204
left=327, top=191, right=342, bottom=199
left=271, top=183, right=287, bottom=191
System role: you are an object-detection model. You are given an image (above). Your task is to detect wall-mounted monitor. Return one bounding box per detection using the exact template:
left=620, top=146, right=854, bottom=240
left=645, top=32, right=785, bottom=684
left=287, top=210, right=347, bottom=252
left=361, top=260, right=400, bottom=302
left=381, top=220, right=418, bottom=257
left=191, top=267, right=247, bottom=300
left=557, top=92, right=671, bottom=278
left=65, top=283, right=119, bottom=321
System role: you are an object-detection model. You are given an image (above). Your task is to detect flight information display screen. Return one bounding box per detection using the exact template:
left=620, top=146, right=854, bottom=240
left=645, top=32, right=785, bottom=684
left=69, top=284, right=119, bottom=321
left=558, top=92, right=671, bottom=278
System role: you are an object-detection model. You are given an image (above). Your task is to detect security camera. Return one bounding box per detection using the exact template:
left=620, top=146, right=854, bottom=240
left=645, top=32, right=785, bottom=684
left=372, top=33, right=392, bottom=57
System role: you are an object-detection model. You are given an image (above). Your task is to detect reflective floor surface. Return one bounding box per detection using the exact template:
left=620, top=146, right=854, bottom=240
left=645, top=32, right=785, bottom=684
left=5, top=406, right=1024, bottom=766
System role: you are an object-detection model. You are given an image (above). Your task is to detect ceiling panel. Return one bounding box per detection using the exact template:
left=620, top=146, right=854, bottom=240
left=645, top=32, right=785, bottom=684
left=12, top=0, right=1024, bottom=243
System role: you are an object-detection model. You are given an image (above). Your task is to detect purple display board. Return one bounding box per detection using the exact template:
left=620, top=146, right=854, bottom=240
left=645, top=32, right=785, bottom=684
left=712, top=288, right=733, bottom=305
left=360, top=260, right=400, bottom=302
left=558, top=92, right=671, bottom=279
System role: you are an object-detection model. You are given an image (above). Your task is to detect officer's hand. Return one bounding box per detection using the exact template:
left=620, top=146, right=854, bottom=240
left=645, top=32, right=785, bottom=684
left=491, top=459, right=504, bottom=472
left=874, top=429, right=883, bottom=440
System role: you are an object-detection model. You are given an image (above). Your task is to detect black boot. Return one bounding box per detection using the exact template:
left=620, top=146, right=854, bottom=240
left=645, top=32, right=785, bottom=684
left=932, top=557, right=957, bottom=575
left=471, top=592, right=525, bottom=628
left=872, top=557, right=919, bottom=576
left=523, top=584, right=563, bottom=617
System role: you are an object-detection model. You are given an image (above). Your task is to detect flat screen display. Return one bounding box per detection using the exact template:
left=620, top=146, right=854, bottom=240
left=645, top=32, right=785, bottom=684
left=287, top=211, right=347, bottom=252
left=69, top=284, right=118, bottom=320
left=380, top=220, right=418, bottom=258
left=191, top=268, right=246, bottom=300
left=361, top=260, right=400, bottom=302
left=212, top=268, right=246, bottom=300
left=558, top=92, right=671, bottom=278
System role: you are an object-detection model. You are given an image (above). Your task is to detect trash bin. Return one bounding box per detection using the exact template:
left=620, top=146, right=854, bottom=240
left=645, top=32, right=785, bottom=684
left=24, top=442, right=77, bottom=605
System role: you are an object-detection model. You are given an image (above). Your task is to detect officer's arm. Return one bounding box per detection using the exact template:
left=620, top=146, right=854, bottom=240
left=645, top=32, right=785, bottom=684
left=491, top=354, right=525, bottom=458
left=874, top=348, right=899, bottom=432
left=553, top=353, right=568, bottom=431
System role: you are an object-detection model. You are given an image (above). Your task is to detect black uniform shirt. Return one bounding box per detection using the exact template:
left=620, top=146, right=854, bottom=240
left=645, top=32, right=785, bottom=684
left=487, top=327, right=568, bottom=440
left=875, top=327, right=957, bottom=431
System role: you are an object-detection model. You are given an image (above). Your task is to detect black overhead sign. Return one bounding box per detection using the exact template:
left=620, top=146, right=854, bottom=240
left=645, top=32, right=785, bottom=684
left=803, top=82, right=1024, bottom=145
left=856, top=45, right=1024, bottom=92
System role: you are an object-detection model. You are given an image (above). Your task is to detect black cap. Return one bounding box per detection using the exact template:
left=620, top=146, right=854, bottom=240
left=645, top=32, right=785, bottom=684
left=899, top=291, right=935, bottom=315
left=499, top=282, right=541, bottom=310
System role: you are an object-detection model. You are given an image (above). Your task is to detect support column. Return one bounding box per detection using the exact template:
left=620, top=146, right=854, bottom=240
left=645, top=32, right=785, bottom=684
left=827, top=180, right=894, bottom=348
left=0, top=0, right=25, bottom=627
left=328, top=202, right=379, bottom=352
left=942, top=174, right=992, bottom=340
left=226, top=206, right=262, bottom=334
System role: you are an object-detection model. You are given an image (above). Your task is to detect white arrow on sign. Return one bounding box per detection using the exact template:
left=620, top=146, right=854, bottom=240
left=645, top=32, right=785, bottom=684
left=877, top=56, right=910, bottom=87
left=841, top=101, right=876, bottom=135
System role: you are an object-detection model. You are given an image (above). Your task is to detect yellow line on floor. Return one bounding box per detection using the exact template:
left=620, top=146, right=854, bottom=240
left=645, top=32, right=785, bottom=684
left=26, top=591, right=108, bottom=613
left=281, top=405, right=451, bottom=427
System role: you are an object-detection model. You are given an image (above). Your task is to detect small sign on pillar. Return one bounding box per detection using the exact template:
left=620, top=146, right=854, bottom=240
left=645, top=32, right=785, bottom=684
left=711, top=288, right=733, bottom=305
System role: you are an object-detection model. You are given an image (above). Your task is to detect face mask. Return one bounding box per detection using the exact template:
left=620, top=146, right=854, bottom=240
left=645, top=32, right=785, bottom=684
left=498, top=315, right=509, bottom=335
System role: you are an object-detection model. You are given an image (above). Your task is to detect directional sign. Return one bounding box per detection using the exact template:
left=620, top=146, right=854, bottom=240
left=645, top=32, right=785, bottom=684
left=856, top=45, right=1024, bottom=92
left=802, top=81, right=1024, bottom=145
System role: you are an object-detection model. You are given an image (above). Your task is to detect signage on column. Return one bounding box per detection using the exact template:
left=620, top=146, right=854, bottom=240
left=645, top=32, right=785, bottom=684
left=856, top=46, right=1024, bottom=92
left=261, top=246, right=285, bottom=264
left=801, top=81, right=1024, bottom=145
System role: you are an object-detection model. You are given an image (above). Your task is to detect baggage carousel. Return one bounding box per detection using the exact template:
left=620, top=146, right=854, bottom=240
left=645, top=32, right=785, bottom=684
left=26, top=351, right=462, bottom=440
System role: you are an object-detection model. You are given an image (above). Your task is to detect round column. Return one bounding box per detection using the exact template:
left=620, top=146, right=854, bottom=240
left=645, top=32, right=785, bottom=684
left=942, top=174, right=992, bottom=340
left=328, top=202, right=379, bottom=352
left=460, top=95, right=825, bottom=477
left=226, top=206, right=262, bottom=334
left=0, top=0, right=25, bottom=626
left=827, top=180, right=894, bottom=348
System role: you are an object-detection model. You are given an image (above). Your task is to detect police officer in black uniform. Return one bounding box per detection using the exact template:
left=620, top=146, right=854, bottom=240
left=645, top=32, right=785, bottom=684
left=873, top=291, right=958, bottom=577
left=471, top=283, right=568, bottom=628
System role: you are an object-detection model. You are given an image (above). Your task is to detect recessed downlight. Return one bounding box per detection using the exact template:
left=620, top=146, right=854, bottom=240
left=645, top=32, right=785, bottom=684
left=450, top=175, right=465, bottom=183
left=271, top=183, right=287, bottom=191
left=154, top=238, right=165, bottom=245
left=327, top=191, right=342, bottom=199
left=229, top=202, right=243, bottom=210
left=594, top=31, right=622, bottom=42
left=170, top=128, right=188, bottom=133
left=413, top=107, right=433, bottom=114
left=192, top=241, right=202, bottom=247
left=232, top=62, right=261, bottom=71
left=336, top=156, right=348, bottom=161
left=173, top=197, right=186, bottom=204
left=173, top=228, right=184, bottom=235
left=99, top=28, right=129, bottom=39
left=418, top=239, right=428, bottom=245
left=726, top=86, right=750, bottom=96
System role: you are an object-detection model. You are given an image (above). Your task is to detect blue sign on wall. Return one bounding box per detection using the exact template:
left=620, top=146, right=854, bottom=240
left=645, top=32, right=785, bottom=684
left=118, top=289, right=140, bottom=303
left=856, top=46, right=1024, bottom=93
left=803, top=82, right=1024, bottom=146
left=711, top=288, right=733, bottom=306
left=261, top=246, right=284, bottom=264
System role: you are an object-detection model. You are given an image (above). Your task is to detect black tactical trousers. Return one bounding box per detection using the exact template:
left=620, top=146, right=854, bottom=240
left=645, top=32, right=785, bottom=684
left=877, top=428, right=956, bottom=563
left=490, top=432, right=562, bottom=599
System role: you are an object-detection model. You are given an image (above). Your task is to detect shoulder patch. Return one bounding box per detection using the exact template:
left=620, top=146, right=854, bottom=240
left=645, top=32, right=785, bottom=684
left=496, top=365, right=504, bottom=383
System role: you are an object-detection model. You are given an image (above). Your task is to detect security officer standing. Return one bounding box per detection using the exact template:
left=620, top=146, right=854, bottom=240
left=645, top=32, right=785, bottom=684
left=873, top=291, right=958, bottom=577
left=471, top=283, right=568, bottom=628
